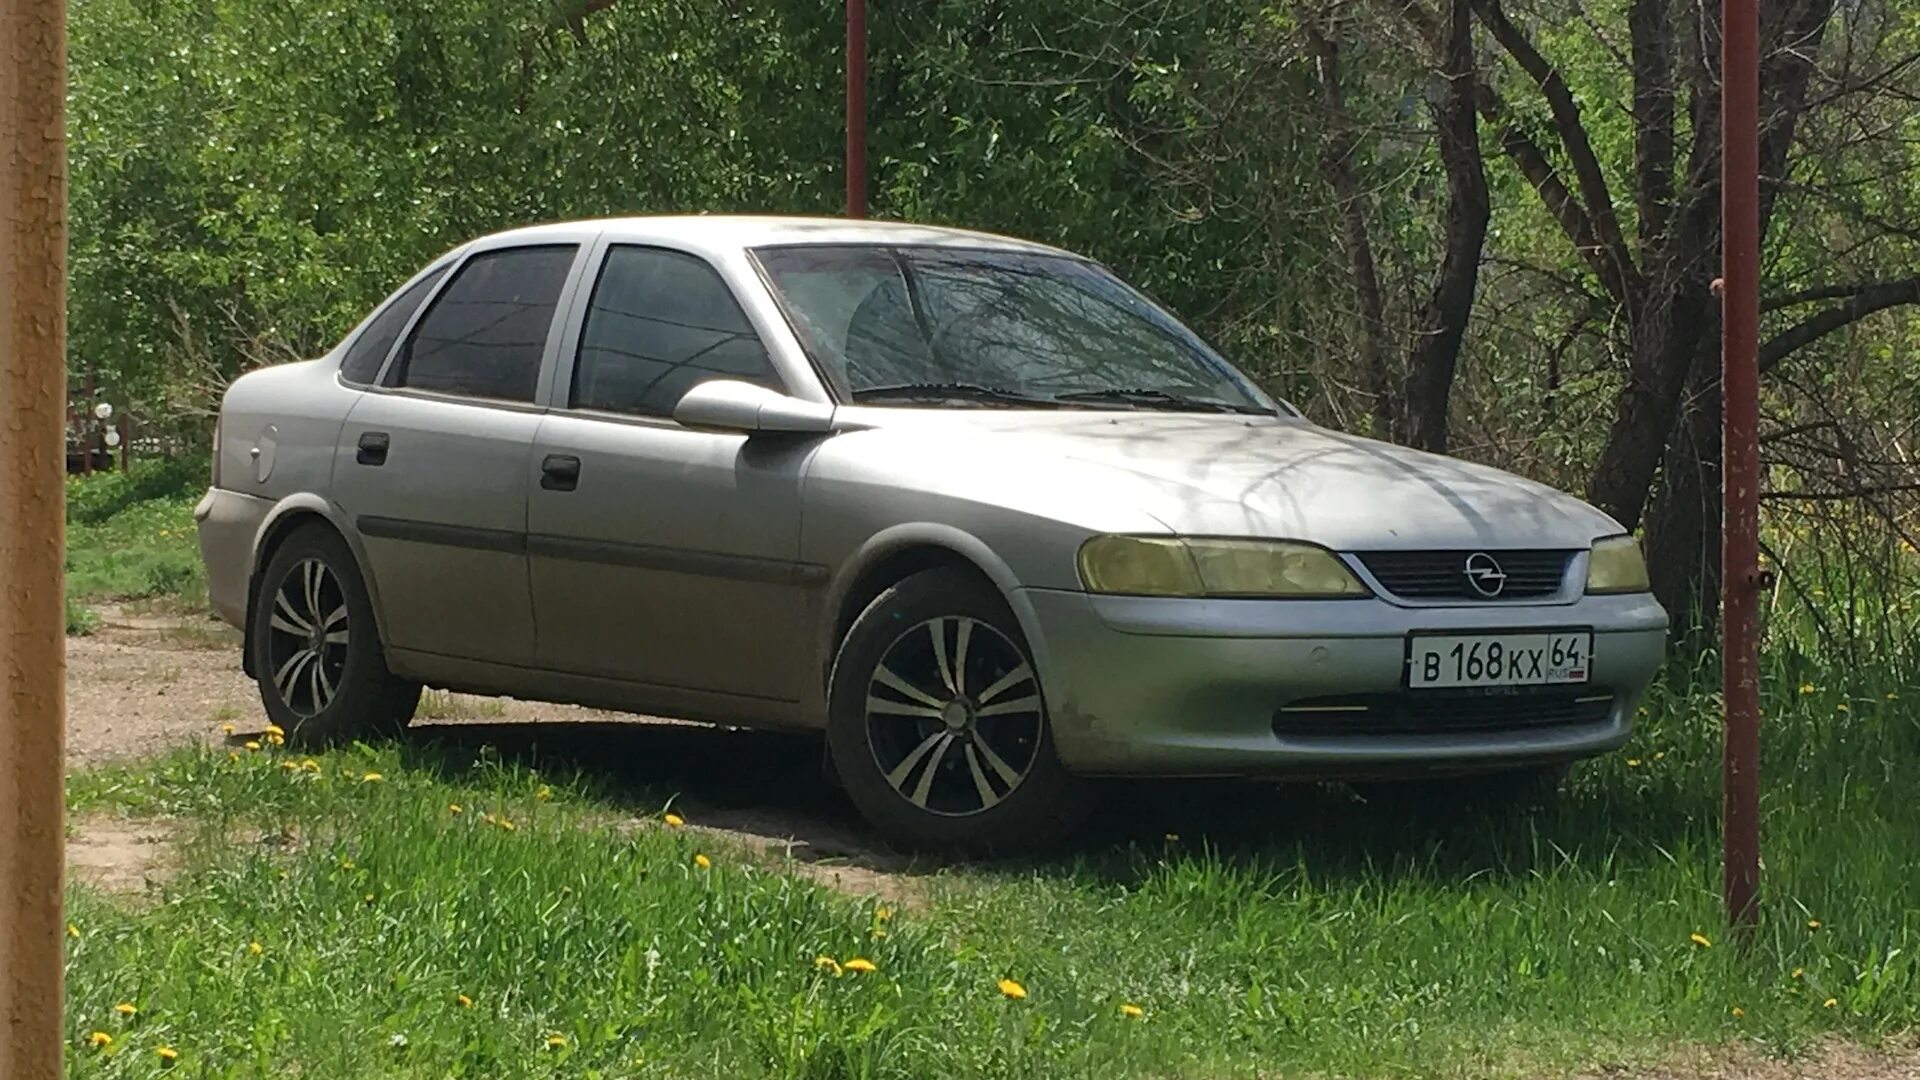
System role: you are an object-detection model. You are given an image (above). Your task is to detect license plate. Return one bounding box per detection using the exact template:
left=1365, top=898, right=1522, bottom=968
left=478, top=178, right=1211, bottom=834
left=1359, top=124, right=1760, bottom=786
left=1407, top=631, right=1592, bottom=689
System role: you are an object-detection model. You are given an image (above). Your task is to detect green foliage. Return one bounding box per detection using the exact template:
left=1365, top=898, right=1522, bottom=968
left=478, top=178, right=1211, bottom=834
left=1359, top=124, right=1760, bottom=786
left=65, top=462, right=208, bottom=613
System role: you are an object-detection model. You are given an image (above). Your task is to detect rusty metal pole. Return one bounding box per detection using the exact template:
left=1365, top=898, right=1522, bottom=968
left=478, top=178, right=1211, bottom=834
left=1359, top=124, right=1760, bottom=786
left=1721, top=0, right=1762, bottom=934
left=1, top=0, right=70, bottom=1074
left=845, top=0, right=867, bottom=219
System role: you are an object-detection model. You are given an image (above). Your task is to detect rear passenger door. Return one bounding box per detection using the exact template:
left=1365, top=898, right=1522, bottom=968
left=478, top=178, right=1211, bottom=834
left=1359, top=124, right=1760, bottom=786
left=333, top=239, right=589, bottom=667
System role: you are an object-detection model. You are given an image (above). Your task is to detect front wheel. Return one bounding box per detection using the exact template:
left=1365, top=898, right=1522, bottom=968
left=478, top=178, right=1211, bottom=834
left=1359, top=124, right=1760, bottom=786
left=827, top=568, right=1089, bottom=852
left=249, top=524, right=420, bottom=748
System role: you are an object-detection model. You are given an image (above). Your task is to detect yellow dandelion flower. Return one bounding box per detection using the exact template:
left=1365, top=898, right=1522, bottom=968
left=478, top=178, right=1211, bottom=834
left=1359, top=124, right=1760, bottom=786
left=1731, top=1006, right=1745, bottom=1018
left=1792, top=967, right=1805, bottom=979
left=546, top=1034, right=568, bottom=1049
left=264, top=723, right=285, bottom=737
left=361, top=772, right=383, bottom=783
left=814, top=955, right=843, bottom=976
left=248, top=941, right=263, bottom=956
left=156, top=1045, right=178, bottom=1061
left=227, top=751, right=241, bottom=762
left=694, top=853, right=712, bottom=869
left=1690, top=932, right=1712, bottom=948
left=1799, top=682, right=1816, bottom=695
left=1836, top=703, right=1850, bottom=713
left=278, top=760, right=297, bottom=771
left=1164, top=832, right=1179, bottom=843
left=455, top=993, right=473, bottom=1009
left=1808, top=919, right=1822, bottom=929
left=1627, top=758, right=1642, bottom=767
left=663, top=812, right=685, bottom=828
left=88, top=1031, right=112, bottom=1048
left=114, top=1002, right=136, bottom=1016
left=243, top=740, right=261, bottom=752
left=1887, top=691, right=1900, bottom=701
left=1654, top=751, right=1666, bottom=760
left=495, top=816, right=516, bottom=832
left=1120, top=1003, right=1145, bottom=1019
left=536, top=785, right=552, bottom=801
left=998, top=978, right=1027, bottom=1000
left=266, top=732, right=285, bottom=746
left=362, top=893, right=375, bottom=905
left=221, top=723, right=235, bottom=736
left=872, top=928, right=888, bottom=939
left=300, top=759, right=320, bottom=772
left=1823, top=997, right=1838, bottom=1009
left=66, top=923, right=80, bottom=939
left=339, top=858, right=356, bottom=870
left=844, top=957, right=877, bottom=974
left=875, top=905, right=891, bottom=922
left=448, top=803, right=463, bottom=815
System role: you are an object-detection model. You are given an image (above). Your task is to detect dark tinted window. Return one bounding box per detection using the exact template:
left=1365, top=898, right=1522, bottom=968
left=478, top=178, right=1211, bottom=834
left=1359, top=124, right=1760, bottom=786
left=394, top=245, right=577, bottom=403
left=571, top=246, right=780, bottom=417
left=339, top=264, right=449, bottom=384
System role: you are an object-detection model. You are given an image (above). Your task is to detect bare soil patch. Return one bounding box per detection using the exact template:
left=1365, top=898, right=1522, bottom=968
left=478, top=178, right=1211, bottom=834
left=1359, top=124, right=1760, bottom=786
left=65, top=605, right=932, bottom=905
left=66, top=815, right=181, bottom=897
left=1586, top=1040, right=1920, bottom=1080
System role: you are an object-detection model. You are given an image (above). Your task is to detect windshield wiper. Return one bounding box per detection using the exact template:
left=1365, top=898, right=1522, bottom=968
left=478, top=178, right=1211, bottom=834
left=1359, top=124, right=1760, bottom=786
left=852, top=382, right=1061, bottom=408
left=1052, top=388, right=1272, bottom=415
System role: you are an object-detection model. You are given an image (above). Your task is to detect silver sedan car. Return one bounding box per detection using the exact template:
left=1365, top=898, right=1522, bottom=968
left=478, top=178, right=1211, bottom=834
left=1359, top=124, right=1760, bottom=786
left=196, top=215, right=1667, bottom=848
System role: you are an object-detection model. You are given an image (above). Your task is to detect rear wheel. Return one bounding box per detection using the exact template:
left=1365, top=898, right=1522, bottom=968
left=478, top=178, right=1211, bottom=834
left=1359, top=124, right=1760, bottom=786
left=249, top=524, right=419, bottom=747
left=827, top=568, right=1088, bottom=852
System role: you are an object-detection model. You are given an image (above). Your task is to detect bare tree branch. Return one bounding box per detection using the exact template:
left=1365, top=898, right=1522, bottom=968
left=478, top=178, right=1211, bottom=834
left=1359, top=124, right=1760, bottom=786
left=1760, top=276, right=1920, bottom=372
left=1472, top=0, right=1639, bottom=295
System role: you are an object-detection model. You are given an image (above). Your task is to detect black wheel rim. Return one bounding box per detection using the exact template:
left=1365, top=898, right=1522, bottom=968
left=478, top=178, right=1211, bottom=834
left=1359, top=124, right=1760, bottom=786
left=864, top=616, right=1042, bottom=817
left=264, top=557, right=349, bottom=718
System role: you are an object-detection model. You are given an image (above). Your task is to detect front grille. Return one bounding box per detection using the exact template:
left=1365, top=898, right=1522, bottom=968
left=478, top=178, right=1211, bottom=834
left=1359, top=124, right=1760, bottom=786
left=1272, top=687, right=1615, bottom=737
left=1353, top=549, right=1575, bottom=601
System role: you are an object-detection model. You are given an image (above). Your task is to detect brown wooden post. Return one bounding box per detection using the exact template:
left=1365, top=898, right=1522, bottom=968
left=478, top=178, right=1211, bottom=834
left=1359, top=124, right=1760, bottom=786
left=845, top=0, right=867, bottom=219
left=1721, top=0, right=1762, bottom=934
left=0, top=0, right=70, bottom=1075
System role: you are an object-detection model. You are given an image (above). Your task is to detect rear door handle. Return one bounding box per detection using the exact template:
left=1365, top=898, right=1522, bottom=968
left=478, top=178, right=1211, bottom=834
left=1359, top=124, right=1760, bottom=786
left=541, top=454, right=581, bottom=492
left=356, top=431, right=390, bottom=466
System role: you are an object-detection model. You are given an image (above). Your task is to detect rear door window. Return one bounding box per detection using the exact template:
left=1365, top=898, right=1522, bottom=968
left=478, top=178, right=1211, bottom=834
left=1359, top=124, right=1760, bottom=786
left=391, top=245, right=578, bottom=403
left=339, top=264, right=449, bottom=385
left=570, top=245, right=781, bottom=418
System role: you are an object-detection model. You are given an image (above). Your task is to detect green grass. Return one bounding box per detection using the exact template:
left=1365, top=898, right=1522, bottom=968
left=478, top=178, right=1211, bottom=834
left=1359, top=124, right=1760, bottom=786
left=65, top=458, right=207, bottom=618
left=63, top=654, right=1920, bottom=1079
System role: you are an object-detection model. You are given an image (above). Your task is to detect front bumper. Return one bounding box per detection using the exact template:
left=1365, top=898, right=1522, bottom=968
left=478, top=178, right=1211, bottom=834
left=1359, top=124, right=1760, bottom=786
left=193, top=486, right=274, bottom=630
left=1020, top=588, right=1668, bottom=777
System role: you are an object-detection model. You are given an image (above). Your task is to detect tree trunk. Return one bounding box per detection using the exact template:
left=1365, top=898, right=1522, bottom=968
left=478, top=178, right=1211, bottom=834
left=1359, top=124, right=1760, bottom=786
left=1642, top=330, right=1723, bottom=636
left=1403, top=0, right=1490, bottom=454
left=1307, top=20, right=1398, bottom=441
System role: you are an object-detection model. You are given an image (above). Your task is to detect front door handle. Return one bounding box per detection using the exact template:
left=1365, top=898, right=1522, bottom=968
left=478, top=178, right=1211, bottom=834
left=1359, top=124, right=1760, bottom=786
left=541, top=454, right=581, bottom=492
left=356, top=431, right=390, bottom=466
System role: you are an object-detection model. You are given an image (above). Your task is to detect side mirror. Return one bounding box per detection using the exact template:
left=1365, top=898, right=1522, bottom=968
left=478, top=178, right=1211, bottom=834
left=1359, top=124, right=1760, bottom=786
left=673, top=380, right=836, bottom=435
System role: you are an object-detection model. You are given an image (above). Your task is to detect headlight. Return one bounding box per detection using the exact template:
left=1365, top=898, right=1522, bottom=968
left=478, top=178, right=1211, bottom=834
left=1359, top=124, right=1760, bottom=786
left=1077, top=536, right=1370, bottom=598
left=1585, top=535, right=1650, bottom=594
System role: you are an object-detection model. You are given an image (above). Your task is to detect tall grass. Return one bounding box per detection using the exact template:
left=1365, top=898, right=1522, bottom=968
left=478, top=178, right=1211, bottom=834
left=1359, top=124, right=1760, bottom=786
left=64, top=640, right=1919, bottom=1078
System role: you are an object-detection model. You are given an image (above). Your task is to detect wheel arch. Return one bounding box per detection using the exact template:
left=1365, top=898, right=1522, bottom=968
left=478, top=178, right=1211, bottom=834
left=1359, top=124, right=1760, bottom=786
left=819, top=525, right=1056, bottom=702
left=244, top=495, right=389, bottom=677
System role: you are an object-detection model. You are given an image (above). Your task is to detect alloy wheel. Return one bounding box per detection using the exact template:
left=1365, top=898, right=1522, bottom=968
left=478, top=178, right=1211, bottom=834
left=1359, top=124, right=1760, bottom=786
left=264, top=557, right=350, bottom=718
left=864, top=616, right=1042, bottom=816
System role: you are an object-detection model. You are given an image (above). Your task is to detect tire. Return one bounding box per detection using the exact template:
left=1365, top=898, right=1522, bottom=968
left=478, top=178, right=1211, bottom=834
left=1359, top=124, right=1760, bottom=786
left=827, top=567, right=1089, bottom=852
left=249, top=523, right=420, bottom=748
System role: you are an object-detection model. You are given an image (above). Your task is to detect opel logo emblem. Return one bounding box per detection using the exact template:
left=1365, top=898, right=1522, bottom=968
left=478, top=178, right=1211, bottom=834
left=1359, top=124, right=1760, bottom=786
left=1464, top=552, right=1507, bottom=598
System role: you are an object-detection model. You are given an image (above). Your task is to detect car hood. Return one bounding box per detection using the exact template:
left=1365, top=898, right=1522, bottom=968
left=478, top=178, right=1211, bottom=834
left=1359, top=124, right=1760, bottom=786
left=844, top=409, right=1623, bottom=550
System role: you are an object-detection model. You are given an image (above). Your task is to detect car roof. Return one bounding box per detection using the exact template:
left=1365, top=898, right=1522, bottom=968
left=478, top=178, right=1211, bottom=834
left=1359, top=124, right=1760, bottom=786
left=476, top=214, right=1078, bottom=259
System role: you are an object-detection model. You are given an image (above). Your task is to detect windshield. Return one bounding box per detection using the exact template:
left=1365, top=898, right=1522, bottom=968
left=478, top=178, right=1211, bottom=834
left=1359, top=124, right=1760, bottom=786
left=752, top=244, right=1275, bottom=414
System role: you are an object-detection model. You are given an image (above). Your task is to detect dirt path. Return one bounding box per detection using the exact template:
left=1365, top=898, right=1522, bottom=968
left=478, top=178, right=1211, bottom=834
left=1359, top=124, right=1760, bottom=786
left=65, top=605, right=930, bottom=902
